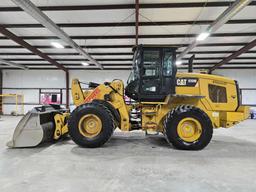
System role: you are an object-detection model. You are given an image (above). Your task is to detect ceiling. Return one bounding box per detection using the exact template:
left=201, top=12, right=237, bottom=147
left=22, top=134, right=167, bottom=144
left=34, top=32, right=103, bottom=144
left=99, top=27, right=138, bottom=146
left=0, top=0, right=256, bottom=71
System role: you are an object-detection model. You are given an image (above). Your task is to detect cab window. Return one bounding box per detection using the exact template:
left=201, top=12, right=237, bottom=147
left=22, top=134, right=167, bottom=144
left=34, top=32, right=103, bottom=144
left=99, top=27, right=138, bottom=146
left=208, top=84, right=227, bottom=103
left=163, top=51, right=173, bottom=76
left=142, top=50, right=160, bottom=77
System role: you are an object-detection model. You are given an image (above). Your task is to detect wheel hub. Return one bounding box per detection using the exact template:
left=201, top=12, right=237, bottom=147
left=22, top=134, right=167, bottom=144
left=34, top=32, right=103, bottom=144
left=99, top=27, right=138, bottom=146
left=177, top=117, right=202, bottom=142
left=78, top=114, right=102, bottom=138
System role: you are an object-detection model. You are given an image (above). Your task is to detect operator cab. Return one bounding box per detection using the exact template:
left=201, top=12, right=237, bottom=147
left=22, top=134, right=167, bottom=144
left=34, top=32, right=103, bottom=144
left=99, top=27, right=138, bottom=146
left=125, top=45, right=177, bottom=102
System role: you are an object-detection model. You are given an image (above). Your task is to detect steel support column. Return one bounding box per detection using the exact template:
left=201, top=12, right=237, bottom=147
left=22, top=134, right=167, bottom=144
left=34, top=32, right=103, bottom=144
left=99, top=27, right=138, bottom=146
left=65, top=71, right=69, bottom=109
left=0, top=70, right=2, bottom=114
left=135, top=0, right=139, bottom=46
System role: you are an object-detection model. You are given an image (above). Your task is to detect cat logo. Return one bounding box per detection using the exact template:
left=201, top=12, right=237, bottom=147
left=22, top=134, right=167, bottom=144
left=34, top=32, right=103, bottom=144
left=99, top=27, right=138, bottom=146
left=176, top=78, right=198, bottom=87
left=177, top=79, right=187, bottom=86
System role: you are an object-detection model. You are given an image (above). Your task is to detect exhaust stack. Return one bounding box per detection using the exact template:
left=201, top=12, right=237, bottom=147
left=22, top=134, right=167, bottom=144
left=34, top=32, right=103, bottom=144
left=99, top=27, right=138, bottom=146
left=188, top=54, right=195, bottom=73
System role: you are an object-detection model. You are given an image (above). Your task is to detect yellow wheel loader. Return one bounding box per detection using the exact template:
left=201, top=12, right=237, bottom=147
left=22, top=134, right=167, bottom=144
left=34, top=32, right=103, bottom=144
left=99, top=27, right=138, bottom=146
left=7, top=45, right=249, bottom=150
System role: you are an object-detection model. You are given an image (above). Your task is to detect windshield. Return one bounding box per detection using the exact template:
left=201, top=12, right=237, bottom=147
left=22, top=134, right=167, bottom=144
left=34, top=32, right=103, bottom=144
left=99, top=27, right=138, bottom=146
left=127, top=49, right=140, bottom=84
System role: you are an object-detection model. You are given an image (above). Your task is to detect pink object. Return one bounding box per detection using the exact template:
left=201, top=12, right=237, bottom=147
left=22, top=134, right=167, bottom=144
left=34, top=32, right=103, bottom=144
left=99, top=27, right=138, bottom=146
left=40, top=93, right=61, bottom=105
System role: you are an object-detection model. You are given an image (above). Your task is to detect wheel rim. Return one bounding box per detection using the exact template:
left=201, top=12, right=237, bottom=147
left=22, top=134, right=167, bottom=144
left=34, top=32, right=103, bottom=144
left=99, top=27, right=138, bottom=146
left=177, top=117, right=202, bottom=142
left=78, top=114, right=102, bottom=138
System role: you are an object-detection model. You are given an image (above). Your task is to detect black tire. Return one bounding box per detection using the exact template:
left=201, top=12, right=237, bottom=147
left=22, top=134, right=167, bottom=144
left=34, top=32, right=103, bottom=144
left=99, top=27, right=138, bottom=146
left=91, top=100, right=121, bottom=128
left=163, top=105, right=213, bottom=150
left=68, top=103, right=114, bottom=148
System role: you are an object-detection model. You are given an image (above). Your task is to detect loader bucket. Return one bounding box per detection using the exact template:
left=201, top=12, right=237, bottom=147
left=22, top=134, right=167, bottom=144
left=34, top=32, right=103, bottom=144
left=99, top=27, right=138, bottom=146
left=7, top=105, right=62, bottom=148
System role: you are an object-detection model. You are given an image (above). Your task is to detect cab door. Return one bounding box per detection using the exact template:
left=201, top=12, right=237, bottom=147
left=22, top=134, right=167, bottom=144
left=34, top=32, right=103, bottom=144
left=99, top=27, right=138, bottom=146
left=140, top=48, right=162, bottom=97
left=138, top=48, right=176, bottom=102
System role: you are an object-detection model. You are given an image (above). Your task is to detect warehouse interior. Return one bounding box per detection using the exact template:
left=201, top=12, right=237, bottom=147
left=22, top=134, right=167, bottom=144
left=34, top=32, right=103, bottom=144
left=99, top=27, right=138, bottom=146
left=0, top=0, right=256, bottom=191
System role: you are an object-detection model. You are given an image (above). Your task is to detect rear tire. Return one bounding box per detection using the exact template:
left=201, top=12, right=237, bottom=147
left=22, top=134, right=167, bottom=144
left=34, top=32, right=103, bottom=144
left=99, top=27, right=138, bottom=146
left=68, top=103, right=114, bottom=148
left=163, top=105, right=213, bottom=150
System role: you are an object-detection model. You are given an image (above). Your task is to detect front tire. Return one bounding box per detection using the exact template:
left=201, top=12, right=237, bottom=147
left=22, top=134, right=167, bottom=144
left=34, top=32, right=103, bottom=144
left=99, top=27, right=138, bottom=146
left=164, top=105, right=213, bottom=150
left=68, top=103, right=114, bottom=148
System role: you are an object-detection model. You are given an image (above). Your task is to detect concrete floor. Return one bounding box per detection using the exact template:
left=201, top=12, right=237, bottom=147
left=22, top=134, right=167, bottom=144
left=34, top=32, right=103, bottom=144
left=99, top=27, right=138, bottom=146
left=0, top=116, right=256, bottom=192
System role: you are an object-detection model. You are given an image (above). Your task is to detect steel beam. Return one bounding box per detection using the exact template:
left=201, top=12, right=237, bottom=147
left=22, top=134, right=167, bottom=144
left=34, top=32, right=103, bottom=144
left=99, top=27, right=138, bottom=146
left=208, top=39, right=256, bottom=73
left=3, top=19, right=256, bottom=28
left=1, top=2, right=256, bottom=12
left=12, top=0, right=102, bottom=69
left=16, top=62, right=256, bottom=67
left=3, top=66, right=256, bottom=70
left=0, top=52, right=134, bottom=56
left=4, top=58, right=132, bottom=62
left=177, top=0, right=252, bottom=61
left=0, top=25, right=67, bottom=72
left=0, top=58, right=28, bottom=69
left=4, top=56, right=256, bottom=62
left=0, top=43, right=250, bottom=49
left=3, top=50, right=256, bottom=56
left=0, top=33, right=255, bottom=40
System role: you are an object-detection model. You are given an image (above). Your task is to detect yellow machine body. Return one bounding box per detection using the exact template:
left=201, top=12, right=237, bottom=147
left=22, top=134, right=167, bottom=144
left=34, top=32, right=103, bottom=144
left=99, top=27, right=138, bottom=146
left=7, top=72, right=249, bottom=149
left=72, top=79, right=131, bottom=131
left=71, top=72, right=249, bottom=133
left=53, top=113, right=69, bottom=140
left=7, top=44, right=249, bottom=149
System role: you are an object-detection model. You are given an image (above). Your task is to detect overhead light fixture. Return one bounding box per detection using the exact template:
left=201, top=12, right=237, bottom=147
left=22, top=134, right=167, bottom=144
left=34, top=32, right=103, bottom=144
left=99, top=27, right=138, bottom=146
left=175, top=60, right=183, bottom=65
left=51, top=42, right=64, bottom=49
left=196, top=32, right=210, bottom=41
left=81, top=62, right=89, bottom=66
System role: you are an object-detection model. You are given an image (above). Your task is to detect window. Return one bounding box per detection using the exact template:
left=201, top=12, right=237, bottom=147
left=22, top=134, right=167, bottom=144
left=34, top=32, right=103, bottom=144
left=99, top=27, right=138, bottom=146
left=208, top=84, right=227, bottom=103
left=127, top=50, right=140, bottom=84
left=143, top=50, right=160, bottom=77
left=51, top=94, right=57, bottom=102
left=163, top=51, right=173, bottom=76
